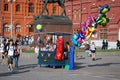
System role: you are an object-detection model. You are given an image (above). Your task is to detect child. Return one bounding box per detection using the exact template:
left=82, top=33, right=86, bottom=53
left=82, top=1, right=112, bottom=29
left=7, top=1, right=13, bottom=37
left=90, top=42, right=96, bottom=61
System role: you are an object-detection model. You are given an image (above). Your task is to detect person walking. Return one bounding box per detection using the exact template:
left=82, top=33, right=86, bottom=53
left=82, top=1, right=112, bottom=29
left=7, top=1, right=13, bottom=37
left=0, top=42, right=5, bottom=64
left=14, top=43, right=21, bottom=68
left=105, top=40, right=108, bottom=50
left=0, top=42, right=4, bottom=59
left=102, top=40, right=105, bottom=50
left=90, top=42, right=96, bottom=61
left=34, top=45, right=40, bottom=65
left=116, top=40, right=120, bottom=49
left=64, top=41, right=70, bottom=59
left=6, top=39, right=15, bottom=71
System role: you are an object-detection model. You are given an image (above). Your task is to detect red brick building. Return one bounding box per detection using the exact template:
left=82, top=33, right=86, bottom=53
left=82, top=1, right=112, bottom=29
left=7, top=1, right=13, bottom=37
left=0, top=0, right=61, bottom=38
left=0, top=0, right=120, bottom=44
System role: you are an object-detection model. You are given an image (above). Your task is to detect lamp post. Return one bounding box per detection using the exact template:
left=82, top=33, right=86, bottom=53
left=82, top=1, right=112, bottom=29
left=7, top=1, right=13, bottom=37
left=8, top=0, right=16, bottom=39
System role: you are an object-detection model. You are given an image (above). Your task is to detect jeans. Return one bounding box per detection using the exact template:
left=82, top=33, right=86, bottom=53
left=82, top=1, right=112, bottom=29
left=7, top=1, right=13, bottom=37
left=14, top=56, right=19, bottom=67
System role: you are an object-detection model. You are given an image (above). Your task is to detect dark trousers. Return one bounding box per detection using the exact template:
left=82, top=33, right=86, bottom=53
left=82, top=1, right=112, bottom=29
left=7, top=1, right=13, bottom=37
left=14, top=56, right=19, bottom=67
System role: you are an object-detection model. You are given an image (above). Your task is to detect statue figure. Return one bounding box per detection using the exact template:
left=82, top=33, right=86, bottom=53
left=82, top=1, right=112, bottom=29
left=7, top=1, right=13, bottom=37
left=41, top=0, right=66, bottom=16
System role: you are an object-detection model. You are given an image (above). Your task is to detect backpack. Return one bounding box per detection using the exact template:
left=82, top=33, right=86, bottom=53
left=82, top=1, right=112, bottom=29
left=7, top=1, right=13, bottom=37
left=14, top=46, right=20, bottom=57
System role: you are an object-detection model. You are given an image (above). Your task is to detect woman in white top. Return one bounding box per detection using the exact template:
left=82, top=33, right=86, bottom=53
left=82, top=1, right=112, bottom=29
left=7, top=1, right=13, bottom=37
left=7, top=39, right=15, bottom=71
left=90, top=42, right=96, bottom=61
left=34, top=45, right=40, bottom=64
left=0, top=42, right=4, bottom=60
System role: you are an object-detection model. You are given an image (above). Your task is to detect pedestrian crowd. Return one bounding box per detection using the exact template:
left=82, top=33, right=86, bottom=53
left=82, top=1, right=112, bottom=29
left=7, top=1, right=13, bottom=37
left=101, top=40, right=108, bottom=50
left=0, top=38, right=21, bottom=72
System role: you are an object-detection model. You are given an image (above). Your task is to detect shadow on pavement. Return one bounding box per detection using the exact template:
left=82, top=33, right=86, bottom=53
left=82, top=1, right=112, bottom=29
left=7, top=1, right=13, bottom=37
left=88, top=62, right=120, bottom=67
left=18, top=64, right=37, bottom=70
left=95, top=58, right=102, bottom=61
left=74, top=62, right=86, bottom=70
left=76, top=56, right=86, bottom=60
left=0, top=64, right=37, bottom=77
left=0, top=70, right=30, bottom=77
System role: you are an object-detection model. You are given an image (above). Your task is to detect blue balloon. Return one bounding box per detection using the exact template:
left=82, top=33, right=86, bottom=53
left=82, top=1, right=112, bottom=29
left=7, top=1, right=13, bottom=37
left=71, top=37, right=77, bottom=45
left=104, top=4, right=109, bottom=8
left=79, top=33, right=85, bottom=39
left=100, top=7, right=104, bottom=14
left=73, top=34, right=79, bottom=40
left=77, top=44, right=81, bottom=47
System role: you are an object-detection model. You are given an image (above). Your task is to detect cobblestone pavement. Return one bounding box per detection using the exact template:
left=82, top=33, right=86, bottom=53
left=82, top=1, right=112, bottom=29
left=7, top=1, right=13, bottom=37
left=0, top=52, right=120, bottom=80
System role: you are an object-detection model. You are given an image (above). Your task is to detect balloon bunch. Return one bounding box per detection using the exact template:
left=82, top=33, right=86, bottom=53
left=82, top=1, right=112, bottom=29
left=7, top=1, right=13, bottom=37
left=72, top=4, right=110, bottom=47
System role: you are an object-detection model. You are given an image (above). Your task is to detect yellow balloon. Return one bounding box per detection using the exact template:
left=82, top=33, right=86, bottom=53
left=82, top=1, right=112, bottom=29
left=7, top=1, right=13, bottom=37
left=90, top=27, right=95, bottom=32
left=102, top=8, right=108, bottom=13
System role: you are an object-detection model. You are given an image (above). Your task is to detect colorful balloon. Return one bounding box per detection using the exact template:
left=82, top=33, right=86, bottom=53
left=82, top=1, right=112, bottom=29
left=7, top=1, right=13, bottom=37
left=73, top=34, right=79, bottom=40
left=102, top=8, right=108, bottom=14
left=77, top=38, right=83, bottom=44
left=71, top=4, right=110, bottom=47
left=100, top=4, right=110, bottom=14
left=36, top=24, right=42, bottom=30
left=79, top=33, right=85, bottom=39
left=82, top=22, right=87, bottom=32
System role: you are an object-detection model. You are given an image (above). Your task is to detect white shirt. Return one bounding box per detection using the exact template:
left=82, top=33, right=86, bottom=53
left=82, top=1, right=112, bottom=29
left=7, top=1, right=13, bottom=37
left=7, top=46, right=15, bottom=56
left=90, top=44, right=96, bottom=50
left=35, top=47, right=39, bottom=55
left=0, top=43, right=4, bottom=53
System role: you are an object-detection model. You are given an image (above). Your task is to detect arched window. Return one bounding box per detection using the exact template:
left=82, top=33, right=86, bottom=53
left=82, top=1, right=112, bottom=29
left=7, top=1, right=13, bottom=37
left=28, top=3, right=34, bottom=13
left=4, top=4, right=8, bottom=11
left=15, top=24, right=21, bottom=32
left=4, top=24, right=9, bottom=32
left=73, top=9, right=77, bottom=20
left=16, top=4, right=20, bottom=12
left=53, top=7, right=57, bottom=15
left=29, top=25, right=34, bottom=32
left=100, top=28, right=107, bottom=39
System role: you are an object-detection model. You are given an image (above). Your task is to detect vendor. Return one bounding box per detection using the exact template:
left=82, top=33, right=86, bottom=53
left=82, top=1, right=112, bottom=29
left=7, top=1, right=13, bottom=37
left=64, top=41, right=70, bottom=59
left=64, top=41, right=70, bottom=52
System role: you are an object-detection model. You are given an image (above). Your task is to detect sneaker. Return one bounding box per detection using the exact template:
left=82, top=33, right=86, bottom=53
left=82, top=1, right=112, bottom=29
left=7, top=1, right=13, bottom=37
left=92, top=58, right=95, bottom=61
left=8, top=66, right=11, bottom=71
left=10, top=66, right=13, bottom=72
left=8, top=68, right=10, bottom=71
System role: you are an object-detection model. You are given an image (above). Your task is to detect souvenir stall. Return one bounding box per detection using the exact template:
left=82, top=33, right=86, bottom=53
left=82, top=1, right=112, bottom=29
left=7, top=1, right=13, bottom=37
left=33, top=16, right=73, bottom=68
left=36, top=32, right=72, bottom=68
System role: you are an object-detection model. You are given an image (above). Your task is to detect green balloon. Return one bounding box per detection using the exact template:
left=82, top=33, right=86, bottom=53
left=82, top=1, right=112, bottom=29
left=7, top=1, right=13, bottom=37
left=36, top=24, right=42, bottom=30
left=106, top=18, right=110, bottom=22
left=101, top=23, right=106, bottom=26
left=92, top=21, right=97, bottom=28
left=101, top=13, right=106, bottom=17
left=97, top=19, right=103, bottom=24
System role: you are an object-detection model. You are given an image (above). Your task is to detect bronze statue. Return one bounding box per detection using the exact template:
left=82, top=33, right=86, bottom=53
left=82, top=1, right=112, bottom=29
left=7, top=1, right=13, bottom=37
left=41, top=0, right=66, bottom=16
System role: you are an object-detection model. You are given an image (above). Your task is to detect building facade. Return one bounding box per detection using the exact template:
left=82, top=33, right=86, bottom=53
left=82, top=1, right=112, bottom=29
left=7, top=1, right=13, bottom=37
left=0, top=0, right=61, bottom=38
left=65, top=0, right=120, bottom=42
left=0, top=0, right=120, bottom=45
